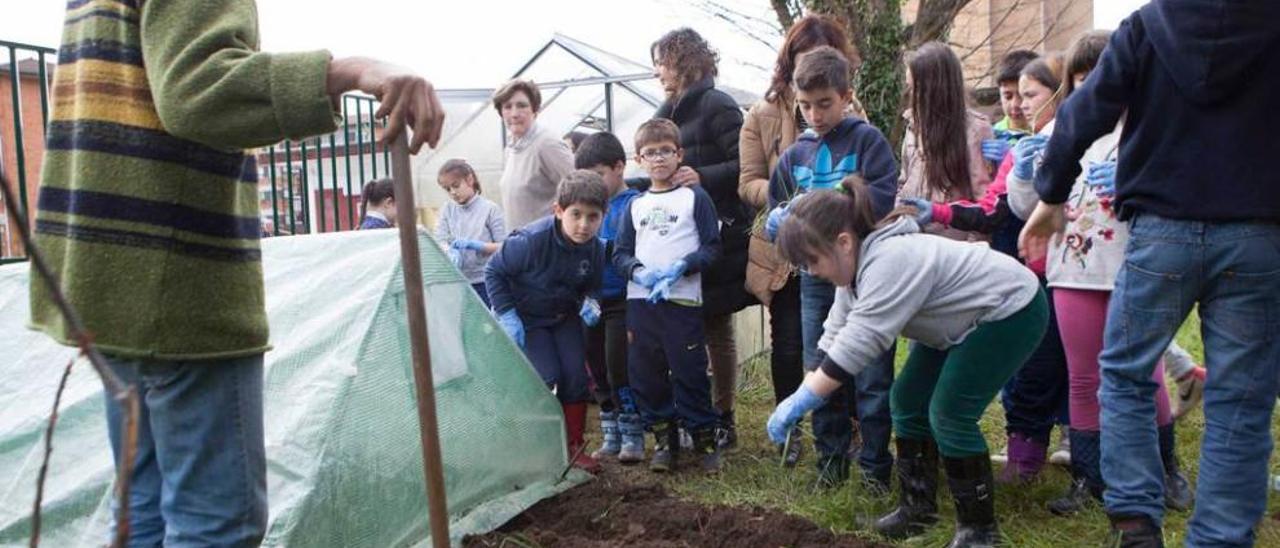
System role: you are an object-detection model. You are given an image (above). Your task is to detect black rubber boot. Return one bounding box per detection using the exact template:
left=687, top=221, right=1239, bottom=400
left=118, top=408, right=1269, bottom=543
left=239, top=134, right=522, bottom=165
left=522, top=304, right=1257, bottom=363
left=943, top=453, right=1001, bottom=547
left=1158, top=424, right=1193, bottom=511
left=716, top=409, right=738, bottom=450
left=1107, top=514, right=1164, bottom=548
left=872, top=437, right=939, bottom=539
left=1048, top=429, right=1104, bottom=516
left=649, top=422, right=678, bottom=473
left=692, top=428, right=723, bottom=473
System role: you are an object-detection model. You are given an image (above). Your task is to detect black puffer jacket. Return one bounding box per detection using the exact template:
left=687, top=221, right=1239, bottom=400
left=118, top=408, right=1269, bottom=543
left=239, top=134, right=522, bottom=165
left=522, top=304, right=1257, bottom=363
left=655, top=76, right=756, bottom=317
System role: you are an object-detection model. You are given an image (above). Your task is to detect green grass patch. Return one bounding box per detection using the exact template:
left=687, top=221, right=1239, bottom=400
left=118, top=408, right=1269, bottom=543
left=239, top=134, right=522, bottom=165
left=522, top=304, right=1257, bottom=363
left=653, top=314, right=1280, bottom=546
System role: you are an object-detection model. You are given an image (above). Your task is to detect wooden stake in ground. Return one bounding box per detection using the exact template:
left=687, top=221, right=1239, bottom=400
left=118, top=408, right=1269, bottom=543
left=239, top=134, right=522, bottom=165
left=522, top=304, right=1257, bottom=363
left=389, top=133, right=451, bottom=548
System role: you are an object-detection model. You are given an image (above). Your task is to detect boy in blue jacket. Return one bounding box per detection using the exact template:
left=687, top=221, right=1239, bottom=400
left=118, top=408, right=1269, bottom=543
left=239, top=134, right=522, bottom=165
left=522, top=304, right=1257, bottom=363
left=762, top=46, right=900, bottom=490
left=575, top=132, right=647, bottom=464
left=486, top=170, right=609, bottom=472
left=613, top=118, right=723, bottom=474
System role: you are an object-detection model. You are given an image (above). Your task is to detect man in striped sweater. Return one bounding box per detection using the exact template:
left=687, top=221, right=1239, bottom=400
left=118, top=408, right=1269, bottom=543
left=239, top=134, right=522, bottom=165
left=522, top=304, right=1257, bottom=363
left=28, top=1, right=443, bottom=544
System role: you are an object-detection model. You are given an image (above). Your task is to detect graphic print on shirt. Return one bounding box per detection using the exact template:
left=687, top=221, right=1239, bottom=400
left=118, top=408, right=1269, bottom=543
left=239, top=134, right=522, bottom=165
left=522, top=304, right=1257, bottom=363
left=638, top=206, right=680, bottom=237
left=793, top=141, right=858, bottom=191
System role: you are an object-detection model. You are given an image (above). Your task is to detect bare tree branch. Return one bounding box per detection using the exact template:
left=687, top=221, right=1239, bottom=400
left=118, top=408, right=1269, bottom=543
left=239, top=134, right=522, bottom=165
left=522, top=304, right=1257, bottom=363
left=770, top=0, right=800, bottom=28
left=687, top=0, right=785, bottom=51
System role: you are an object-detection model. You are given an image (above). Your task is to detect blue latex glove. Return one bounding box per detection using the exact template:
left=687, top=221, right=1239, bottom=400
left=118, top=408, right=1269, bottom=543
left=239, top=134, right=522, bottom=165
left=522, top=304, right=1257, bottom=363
left=446, top=248, right=463, bottom=269
left=658, top=259, right=687, bottom=283
left=1085, top=160, right=1117, bottom=198
left=764, top=202, right=790, bottom=242
left=633, top=267, right=660, bottom=288
left=981, top=138, right=1010, bottom=163
left=580, top=297, right=601, bottom=327
left=647, top=276, right=673, bottom=304
left=450, top=239, right=486, bottom=251
left=1012, top=134, right=1049, bottom=180
left=900, top=197, right=934, bottom=225
left=766, top=384, right=827, bottom=444
left=497, top=309, right=525, bottom=348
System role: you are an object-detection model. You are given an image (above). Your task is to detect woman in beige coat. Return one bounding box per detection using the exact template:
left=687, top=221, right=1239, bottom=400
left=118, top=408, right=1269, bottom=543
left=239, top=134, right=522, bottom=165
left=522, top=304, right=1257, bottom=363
left=737, top=14, right=865, bottom=467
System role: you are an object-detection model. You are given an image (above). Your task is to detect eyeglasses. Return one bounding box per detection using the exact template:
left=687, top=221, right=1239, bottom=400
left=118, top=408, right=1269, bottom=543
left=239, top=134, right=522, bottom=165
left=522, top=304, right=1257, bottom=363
left=639, top=148, right=677, bottom=161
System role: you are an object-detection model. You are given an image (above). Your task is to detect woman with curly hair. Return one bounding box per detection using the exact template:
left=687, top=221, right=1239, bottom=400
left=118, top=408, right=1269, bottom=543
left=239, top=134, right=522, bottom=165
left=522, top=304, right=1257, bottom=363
left=651, top=27, right=755, bottom=452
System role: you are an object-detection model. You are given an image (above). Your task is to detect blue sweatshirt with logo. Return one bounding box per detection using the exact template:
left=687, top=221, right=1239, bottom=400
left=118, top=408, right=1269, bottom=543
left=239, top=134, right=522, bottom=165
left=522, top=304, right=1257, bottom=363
left=768, top=116, right=899, bottom=219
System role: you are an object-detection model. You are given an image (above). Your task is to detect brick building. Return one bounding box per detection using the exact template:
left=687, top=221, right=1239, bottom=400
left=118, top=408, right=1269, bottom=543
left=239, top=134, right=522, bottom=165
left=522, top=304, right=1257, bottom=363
left=0, top=57, right=52, bottom=259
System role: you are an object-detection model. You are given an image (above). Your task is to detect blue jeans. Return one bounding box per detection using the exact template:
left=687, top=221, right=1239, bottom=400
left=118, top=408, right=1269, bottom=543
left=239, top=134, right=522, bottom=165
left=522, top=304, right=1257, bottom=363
left=104, top=354, right=267, bottom=547
left=801, top=272, right=894, bottom=480
left=1099, top=213, right=1280, bottom=546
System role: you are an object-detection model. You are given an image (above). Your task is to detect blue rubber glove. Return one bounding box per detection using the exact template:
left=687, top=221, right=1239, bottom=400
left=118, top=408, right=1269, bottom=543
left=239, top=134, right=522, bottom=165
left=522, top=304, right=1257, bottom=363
left=647, top=276, right=673, bottom=304
left=981, top=138, right=1010, bottom=163
left=764, top=202, right=790, bottom=242
left=450, top=239, right=486, bottom=251
left=1085, top=160, right=1117, bottom=198
left=497, top=309, right=525, bottom=348
left=633, top=267, right=660, bottom=288
left=1012, top=134, right=1049, bottom=180
left=900, top=197, right=934, bottom=226
left=580, top=297, right=601, bottom=327
left=446, top=248, right=463, bottom=269
left=658, top=259, right=687, bottom=283
left=766, top=384, right=826, bottom=444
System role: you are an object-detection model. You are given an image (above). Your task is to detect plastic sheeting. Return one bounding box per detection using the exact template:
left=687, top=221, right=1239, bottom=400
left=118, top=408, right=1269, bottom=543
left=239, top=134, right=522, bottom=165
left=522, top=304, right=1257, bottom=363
left=0, top=229, right=586, bottom=547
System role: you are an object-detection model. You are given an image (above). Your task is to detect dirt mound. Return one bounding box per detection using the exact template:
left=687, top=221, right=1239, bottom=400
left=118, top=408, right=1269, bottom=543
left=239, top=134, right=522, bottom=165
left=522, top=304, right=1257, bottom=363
left=465, top=471, right=883, bottom=548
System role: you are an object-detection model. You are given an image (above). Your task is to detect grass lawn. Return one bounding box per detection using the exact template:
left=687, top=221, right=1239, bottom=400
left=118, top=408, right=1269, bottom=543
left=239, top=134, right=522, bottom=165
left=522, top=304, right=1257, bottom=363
left=654, top=313, right=1280, bottom=547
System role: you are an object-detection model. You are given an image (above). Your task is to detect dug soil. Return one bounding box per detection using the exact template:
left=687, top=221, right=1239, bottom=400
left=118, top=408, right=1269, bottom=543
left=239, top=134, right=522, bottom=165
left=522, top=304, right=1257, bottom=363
left=464, top=460, right=885, bottom=548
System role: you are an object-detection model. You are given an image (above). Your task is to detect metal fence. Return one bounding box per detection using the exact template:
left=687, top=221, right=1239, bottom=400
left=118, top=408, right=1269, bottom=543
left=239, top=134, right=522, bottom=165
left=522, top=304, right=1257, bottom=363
left=0, top=38, right=396, bottom=261
left=0, top=39, right=54, bottom=264
left=260, top=95, right=391, bottom=237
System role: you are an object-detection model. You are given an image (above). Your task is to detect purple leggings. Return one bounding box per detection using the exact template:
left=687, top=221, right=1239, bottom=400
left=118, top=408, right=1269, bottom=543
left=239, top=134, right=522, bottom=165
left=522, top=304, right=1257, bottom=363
left=1055, top=288, right=1172, bottom=431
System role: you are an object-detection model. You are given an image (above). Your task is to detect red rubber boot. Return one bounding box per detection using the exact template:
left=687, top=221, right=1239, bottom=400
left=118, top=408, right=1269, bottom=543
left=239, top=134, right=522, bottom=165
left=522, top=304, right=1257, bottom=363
left=563, top=402, right=601, bottom=473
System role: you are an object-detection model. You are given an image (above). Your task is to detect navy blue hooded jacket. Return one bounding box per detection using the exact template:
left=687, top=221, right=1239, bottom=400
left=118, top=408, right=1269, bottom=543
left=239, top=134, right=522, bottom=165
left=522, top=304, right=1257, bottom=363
left=1035, top=0, right=1280, bottom=222
left=485, top=215, right=603, bottom=328
left=768, top=116, right=898, bottom=219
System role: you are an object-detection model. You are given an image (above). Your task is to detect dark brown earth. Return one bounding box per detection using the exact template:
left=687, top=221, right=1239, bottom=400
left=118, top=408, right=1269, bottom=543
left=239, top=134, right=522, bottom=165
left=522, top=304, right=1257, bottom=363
left=464, top=461, right=885, bottom=548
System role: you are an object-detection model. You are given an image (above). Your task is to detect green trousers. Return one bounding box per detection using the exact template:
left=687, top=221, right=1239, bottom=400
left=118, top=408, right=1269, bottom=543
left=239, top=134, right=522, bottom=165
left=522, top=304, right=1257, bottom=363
left=891, top=289, right=1049, bottom=457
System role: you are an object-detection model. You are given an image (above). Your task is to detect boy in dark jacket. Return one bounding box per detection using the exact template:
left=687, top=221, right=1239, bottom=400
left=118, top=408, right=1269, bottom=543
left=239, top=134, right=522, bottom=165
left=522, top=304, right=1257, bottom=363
left=575, top=132, right=647, bottom=464
left=1020, top=2, right=1280, bottom=545
left=763, top=46, right=899, bottom=491
left=486, top=170, right=609, bottom=472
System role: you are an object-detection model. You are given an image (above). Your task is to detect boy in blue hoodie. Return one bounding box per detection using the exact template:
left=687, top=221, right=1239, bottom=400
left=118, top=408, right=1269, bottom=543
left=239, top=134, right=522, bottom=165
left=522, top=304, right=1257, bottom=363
left=614, top=118, right=723, bottom=474
left=1020, top=2, right=1280, bottom=545
left=575, top=132, right=647, bottom=464
left=762, top=46, right=899, bottom=490
left=486, top=170, right=609, bottom=473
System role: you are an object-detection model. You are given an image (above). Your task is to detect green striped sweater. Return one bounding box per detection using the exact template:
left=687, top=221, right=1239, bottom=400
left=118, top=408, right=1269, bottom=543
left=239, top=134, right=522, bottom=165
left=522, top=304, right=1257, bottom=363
left=29, top=0, right=338, bottom=360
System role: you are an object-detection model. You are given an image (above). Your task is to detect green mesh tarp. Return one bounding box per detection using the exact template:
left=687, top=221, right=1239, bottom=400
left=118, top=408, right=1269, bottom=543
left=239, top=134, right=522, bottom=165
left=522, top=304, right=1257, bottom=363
left=0, top=229, right=587, bottom=547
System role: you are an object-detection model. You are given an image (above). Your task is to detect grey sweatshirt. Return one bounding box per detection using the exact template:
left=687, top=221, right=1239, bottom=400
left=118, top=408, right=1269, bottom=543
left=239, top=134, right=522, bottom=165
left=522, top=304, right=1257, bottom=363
left=498, top=123, right=575, bottom=232
left=435, top=194, right=506, bottom=284
left=817, top=217, right=1039, bottom=378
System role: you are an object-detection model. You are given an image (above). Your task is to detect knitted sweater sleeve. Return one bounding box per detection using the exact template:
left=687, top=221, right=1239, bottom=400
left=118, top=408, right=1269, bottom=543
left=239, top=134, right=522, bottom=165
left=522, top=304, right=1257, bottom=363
left=140, top=0, right=338, bottom=149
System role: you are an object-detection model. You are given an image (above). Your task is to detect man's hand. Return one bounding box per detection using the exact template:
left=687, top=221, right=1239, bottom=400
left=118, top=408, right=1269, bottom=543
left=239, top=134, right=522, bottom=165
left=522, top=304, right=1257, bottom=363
left=328, top=57, right=445, bottom=153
